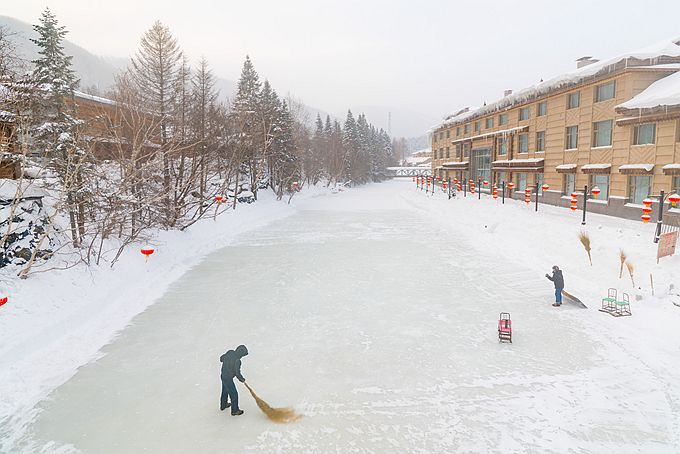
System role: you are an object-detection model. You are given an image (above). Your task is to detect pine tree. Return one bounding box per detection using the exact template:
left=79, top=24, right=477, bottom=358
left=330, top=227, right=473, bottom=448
left=31, top=8, right=86, bottom=245
left=191, top=56, right=218, bottom=199
left=342, top=110, right=358, bottom=184
left=229, top=56, right=262, bottom=206
left=130, top=21, right=183, bottom=222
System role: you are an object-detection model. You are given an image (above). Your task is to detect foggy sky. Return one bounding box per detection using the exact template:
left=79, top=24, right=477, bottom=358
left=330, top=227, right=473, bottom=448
left=4, top=0, right=680, bottom=127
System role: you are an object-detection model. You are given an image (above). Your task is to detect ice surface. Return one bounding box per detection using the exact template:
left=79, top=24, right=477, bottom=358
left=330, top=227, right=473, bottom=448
left=3, top=180, right=679, bottom=453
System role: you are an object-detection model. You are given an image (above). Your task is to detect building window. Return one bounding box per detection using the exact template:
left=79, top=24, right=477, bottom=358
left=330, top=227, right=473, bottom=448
left=496, top=171, right=506, bottom=186
left=595, top=81, right=615, bottom=103
left=536, top=131, right=546, bottom=152
left=518, top=133, right=529, bottom=153
left=629, top=175, right=652, bottom=205
left=446, top=146, right=450, bottom=159
left=566, top=125, right=578, bottom=150
left=567, top=92, right=580, bottom=109
left=590, top=174, right=610, bottom=199
left=517, top=173, right=527, bottom=191
left=499, top=113, right=508, bottom=126
left=519, top=107, right=530, bottom=121
left=486, top=117, right=494, bottom=129
left=465, top=124, right=470, bottom=134
left=434, top=134, right=437, bottom=143
left=633, top=123, right=656, bottom=145
left=456, top=144, right=461, bottom=158
left=564, top=173, right=576, bottom=195
left=674, top=176, right=680, bottom=195
left=474, top=121, right=481, bottom=132
left=537, top=102, right=547, bottom=117
left=457, top=127, right=460, bottom=136
left=498, top=137, right=507, bottom=156
left=440, top=132, right=444, bottom=140
left=536, top=173, right=544, bottom=187
left=463, top=142, right=470, bottom=158
left=593, top=120, right=614, bottom=147
left=446, top=130, right=450, bottom=138
left=440, top=148, right=444, bottom=159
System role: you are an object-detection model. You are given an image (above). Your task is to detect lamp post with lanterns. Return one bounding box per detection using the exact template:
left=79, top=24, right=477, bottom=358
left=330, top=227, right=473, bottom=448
left=576, top=185, right=601, bottom=225
left=642, top=190, right=680, bottom=243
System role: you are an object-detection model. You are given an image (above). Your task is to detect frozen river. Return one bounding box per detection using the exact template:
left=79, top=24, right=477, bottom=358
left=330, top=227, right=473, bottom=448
left=10, top=180, right=677, bottom=453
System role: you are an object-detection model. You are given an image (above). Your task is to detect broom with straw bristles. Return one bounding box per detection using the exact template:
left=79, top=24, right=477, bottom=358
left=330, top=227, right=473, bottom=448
left=619, top=248, right=627, bottom=278
left=243, top=382, right=302, bottom=424
left=626, top=261, right=635, bottom=287
left=578, top=230, right=592, bottom=266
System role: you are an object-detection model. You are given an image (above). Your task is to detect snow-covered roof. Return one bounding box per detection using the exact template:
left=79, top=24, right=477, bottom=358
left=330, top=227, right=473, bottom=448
left=663, top=163, right=680, bottom=169
left=74, top=91, right=117, bottom=107
left=616, top=70, right=680, bottom=111
left=429, top=35, right=680, bottom=135
left=556, top=164, right=577, bottom=170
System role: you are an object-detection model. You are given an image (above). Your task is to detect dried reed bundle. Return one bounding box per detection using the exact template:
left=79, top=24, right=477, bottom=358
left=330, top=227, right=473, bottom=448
left=626, top=261, right=635, bottom=286
left=578, top=230, right=592, bottom=266
left=619, top=248, right=627, bottom=278
left=243, top=382, right=302, bottom=424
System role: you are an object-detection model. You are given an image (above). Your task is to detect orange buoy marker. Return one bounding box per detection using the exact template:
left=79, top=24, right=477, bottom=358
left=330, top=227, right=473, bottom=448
left=0, top=297, right=7, bottom=307
left=141, top=248, right=154, bottom=263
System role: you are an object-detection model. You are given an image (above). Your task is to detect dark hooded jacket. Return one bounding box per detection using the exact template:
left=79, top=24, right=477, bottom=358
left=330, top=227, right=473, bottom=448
left=220, top=345, right=248, bottom=382
left=547, top=269, right=564, bottom=289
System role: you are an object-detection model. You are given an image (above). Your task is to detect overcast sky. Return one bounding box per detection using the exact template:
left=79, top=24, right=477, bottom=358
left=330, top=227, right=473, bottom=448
left=4, top=0, right=680, bottom=129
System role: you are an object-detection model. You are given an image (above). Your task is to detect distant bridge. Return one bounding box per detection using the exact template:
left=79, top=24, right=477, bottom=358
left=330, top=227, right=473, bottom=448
left=386, top=167, right=432, bottom=178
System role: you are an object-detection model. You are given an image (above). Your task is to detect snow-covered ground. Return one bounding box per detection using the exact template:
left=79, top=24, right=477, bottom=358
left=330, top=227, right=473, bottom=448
left=1, top=179, right=680, bottom=453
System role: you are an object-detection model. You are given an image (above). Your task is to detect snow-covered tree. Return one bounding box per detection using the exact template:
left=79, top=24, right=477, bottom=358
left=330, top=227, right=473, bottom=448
left=130, top=21, right=183, bottom=221
left=30, top=8, right=88, bottom=246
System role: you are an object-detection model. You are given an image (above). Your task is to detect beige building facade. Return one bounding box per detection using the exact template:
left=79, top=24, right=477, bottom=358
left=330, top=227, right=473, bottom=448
left=429, top=37, right=680, bottom=220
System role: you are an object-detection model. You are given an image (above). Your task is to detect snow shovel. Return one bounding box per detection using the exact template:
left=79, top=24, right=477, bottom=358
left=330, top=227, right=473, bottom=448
left=243, top=382, right=302, bottom=423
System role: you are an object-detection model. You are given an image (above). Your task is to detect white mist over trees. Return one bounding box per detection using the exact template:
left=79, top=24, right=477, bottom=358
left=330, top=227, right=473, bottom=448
left=0, top=12, right=398, bottom=275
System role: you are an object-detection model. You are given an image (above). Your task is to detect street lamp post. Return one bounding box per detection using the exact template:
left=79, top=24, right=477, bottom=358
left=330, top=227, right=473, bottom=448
left=580, top=184, right=601, bottom=225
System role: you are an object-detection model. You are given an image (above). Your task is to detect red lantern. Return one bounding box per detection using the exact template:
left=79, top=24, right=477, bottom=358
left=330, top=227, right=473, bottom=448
left=571, top=192, right=579, bottom=199
left=215, top=196, right=223, bottom=203
left=412, top=176, right=416, bottom=182
left=642, top=214, right=651, bottom=223
left=483, top=180, right=488, bottom=186
left=0, top=297, right=7, bottom=307
left=591, top=186, right=601, bottom=197
left=525, top=188, right=532, bottom=194
left=141, top=248, right=154, bottom=263
left=293, top=182, right=298, bottom=187
left=443, top=181, right=447, bottom=189
left=542, top=183, right=549, bottom=191
left=669, top=193, right=680, bottom=207
left=508, top=182, right=514, bottom=189
left=570, top=205, right=578, bottom=211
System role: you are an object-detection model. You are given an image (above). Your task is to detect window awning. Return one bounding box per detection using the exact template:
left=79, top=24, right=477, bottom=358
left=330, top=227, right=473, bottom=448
left=581, top=163, right=611, bottom=174
left=492, top=158, right=544, bottom=172
left=663, top=163, right=680, bottom=176
left=619, top=164, right=654, bottom=175
left=450, top=125, right=529, bottom=144
left=555, top=164, right=577, bottom=174
left=442, top=161, right=470, bottom=170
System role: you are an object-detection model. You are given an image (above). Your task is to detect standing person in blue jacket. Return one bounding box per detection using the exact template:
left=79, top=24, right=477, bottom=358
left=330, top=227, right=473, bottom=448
left=545, top=265, right=564, bottom=306
left=220, top=345, right=248, bottom=415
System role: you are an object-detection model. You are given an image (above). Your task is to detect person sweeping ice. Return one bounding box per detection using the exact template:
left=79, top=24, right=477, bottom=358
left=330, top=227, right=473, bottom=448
left=220, top=344, right=248, bottom=415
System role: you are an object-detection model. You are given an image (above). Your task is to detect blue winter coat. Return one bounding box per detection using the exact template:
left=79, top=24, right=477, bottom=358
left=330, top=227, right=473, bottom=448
left=220, top=345, right=248, bottom=382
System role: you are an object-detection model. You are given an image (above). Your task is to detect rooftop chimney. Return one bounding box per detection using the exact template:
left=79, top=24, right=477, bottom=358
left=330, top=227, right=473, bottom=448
left=504, top=89, right=513, bottom=97
left=576, top=56, right=599, bottom=69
